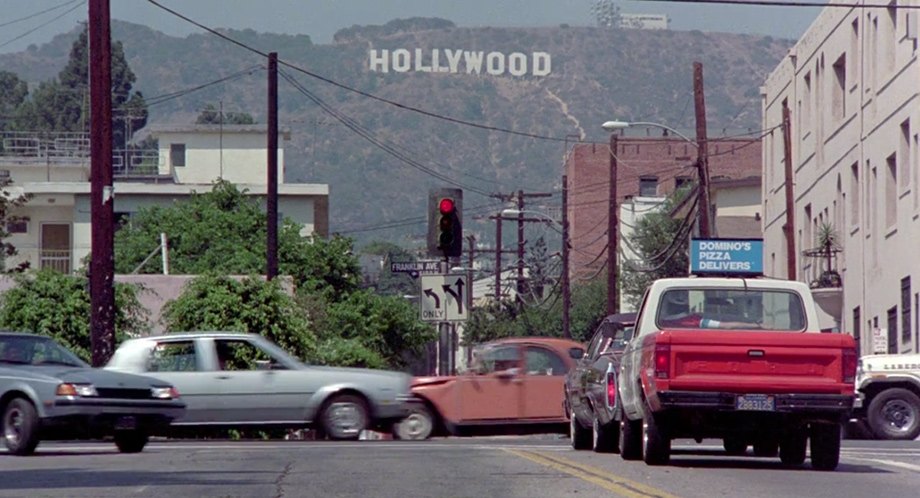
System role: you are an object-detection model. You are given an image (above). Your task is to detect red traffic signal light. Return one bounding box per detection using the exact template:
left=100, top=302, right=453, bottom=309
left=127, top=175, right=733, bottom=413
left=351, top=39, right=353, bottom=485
left=428, top=188, right=463, bottom=258
left=439, top=198, right=455, bottom=215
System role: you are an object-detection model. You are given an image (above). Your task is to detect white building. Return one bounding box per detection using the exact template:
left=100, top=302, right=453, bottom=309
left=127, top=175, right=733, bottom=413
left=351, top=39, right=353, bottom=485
left=761, top=1, right=920, bottom=355
left=619, top=14, right=670, bottom=30
left=1, top=125, right=329, bottom=274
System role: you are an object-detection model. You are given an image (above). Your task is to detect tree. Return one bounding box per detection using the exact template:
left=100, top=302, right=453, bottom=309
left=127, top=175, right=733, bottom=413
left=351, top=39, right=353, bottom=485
left=196, top=104, right=256, bottom=125
left=360, top=240, right=416, bottom=296
left=160, top=273, right=317, bottom=362
left=0, top=178, right=34, bottom=273
left=14, top=26, right=147, bottom=149
left=0, top=269, right=148, bottom=362
left=620, top=189, right=692, bottom=308
left=0, top=71, right=28, bottom=133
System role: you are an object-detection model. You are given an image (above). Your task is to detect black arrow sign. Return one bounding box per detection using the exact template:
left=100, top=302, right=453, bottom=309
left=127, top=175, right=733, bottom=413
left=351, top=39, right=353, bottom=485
left=423, top=288, right=441, bottom=309
left=442, top=277, right=465, bottom=316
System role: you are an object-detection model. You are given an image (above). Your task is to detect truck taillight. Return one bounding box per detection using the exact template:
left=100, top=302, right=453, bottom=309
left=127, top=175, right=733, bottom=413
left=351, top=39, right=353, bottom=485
left=843, top=348, right=857, bottom=383
left=654, top=344, right=671, bottom=379
left=606, top=372, right=617, bottom=407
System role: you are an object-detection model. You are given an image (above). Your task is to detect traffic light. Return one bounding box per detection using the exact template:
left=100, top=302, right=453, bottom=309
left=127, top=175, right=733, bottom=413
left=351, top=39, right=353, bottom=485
left=428, top=188, right=463, bottom=258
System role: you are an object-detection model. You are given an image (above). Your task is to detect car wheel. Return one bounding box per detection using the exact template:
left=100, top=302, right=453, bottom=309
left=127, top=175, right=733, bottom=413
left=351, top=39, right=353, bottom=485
left=570, top=409, right=591, bottom=450
left=779, top=430, right=807, bottom=466
left=619, top=407, right=642, bottom=460
left=393, top=404, right=434, bottom=441
left=592, top=415, right=619, bottom=453
left=722, top=438, right=747, bottom=455
left=114, top=430, right=149, bottom=453
left=3, top=398, right=40, bottom=456
left=752, top=440, right=779, bottom=457
left=810, top=423, right=841, bottom=471
left=867, top=388, right=920, bottom=440
left=320, top=394, right=369, bottom=441
left=641, top=410, right=670, bottom=466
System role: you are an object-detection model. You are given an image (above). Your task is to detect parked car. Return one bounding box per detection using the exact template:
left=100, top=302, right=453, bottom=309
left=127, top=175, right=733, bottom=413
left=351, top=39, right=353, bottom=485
left=0, top=332, right=185, bottom=456
left=105, top=332, right=413, bottom=440
left=392, top=337, right=585, bottom=440
left=564, top=313, right=636, bottom=452
left=850, top=353, right=920, bottom=440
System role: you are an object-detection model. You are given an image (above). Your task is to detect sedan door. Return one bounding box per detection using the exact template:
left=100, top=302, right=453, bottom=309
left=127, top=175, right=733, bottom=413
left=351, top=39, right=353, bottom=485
left=521, top=346, right=569, bottom=421
left=144, top=339, right=224, bottom=423
left=456, top=344, right=523, bottom=422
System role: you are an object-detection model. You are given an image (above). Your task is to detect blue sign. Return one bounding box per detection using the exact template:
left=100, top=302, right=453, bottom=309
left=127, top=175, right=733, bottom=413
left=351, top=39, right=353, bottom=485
left=690, top=238, right=763, bottom=276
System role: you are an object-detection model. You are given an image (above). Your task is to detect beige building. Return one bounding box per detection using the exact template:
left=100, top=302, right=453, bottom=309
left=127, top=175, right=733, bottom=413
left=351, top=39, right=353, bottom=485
left=761, top=1, right=920, bottom=354
left=1, top=124, right=329, bottom=274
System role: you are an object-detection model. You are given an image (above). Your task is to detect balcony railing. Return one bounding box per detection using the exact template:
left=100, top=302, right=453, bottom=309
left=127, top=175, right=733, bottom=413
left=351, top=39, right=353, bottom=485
left=39, top=249, right=72, bottom=274
left=1, top=131, right=161, bottom=177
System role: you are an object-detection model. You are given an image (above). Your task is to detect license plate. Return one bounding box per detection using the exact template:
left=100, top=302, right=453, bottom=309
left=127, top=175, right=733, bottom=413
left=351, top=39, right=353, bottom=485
left=115, top=416, right=137, bottom=430
left=736, top=394, right=775, bottom=411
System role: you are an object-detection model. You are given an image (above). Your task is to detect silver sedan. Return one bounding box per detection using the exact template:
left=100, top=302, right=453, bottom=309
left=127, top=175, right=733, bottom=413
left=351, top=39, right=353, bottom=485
left=105, top=331, right=413, bottom=440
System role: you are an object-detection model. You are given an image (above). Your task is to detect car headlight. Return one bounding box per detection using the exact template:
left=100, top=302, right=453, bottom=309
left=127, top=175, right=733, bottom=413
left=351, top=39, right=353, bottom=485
left=56, top=383, right=98, bottom=397
left=151, top=386, right=180, bottom=399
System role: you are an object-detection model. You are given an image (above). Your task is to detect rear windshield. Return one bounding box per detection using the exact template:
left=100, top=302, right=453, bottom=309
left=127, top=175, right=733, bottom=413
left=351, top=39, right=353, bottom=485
left=655, top=288, right=807, bottom=332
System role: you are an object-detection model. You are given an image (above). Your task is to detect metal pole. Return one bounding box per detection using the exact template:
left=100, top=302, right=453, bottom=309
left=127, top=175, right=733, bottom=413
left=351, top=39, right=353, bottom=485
left=160, top=233, right=169, bottom=275
left=494, top=216, right=502, bottom=301
left=516, top=190, right=525, bottom=304
left=607, top=134, right=619, bottom=316
left=781, top=102, right=796, bottom=280
left=267, top=52, right=279, bottom=280
left=562, top=174, right=571, bottom=338
left=693, top=62, right=713, bottom=238
left=89, top=0, right=116, bottom=367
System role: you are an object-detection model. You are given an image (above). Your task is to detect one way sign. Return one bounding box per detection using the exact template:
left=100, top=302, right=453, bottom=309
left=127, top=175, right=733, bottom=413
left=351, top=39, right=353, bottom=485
left=419, top=274, right=469, bottom=322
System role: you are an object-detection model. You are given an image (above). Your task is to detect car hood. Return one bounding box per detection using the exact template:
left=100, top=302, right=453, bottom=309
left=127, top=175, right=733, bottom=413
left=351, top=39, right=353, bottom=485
left=17, top=365, right=166, bottom=389
left=305, top=365, right=411, bottom=387
left=410, top=375, right=457, bottom=388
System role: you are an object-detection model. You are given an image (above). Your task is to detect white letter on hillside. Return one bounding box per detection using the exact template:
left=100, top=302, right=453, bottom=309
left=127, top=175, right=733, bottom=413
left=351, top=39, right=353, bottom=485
left=431, top=49, right=447, bottom=72
left=533, top=52, right=552, bottom=76
left=415, top=48, right=432, bottom=72
left=508, top=52, right=527, bottom=76
left=464, top=51, right=484, bottom=74
left=486, top=52, right=505, bottom=75
left=369, top=49, right=389, bottom=73
left=392, top=49, right=411, bottom=73
left=445, top=49, right=463, bottom=73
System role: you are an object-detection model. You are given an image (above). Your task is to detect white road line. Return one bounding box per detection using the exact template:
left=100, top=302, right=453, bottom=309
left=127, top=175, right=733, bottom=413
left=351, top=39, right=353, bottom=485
left=845, top=456, right=920, bottom=473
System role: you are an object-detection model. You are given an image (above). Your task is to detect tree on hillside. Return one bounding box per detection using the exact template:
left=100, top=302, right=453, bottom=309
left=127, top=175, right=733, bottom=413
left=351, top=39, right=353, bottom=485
left=620, top=188, right=693, bottom=308
left=0, top=269, right=148, bottom=362
left=196, top=104, right=256, bottom=125
left=14, top=26, right=147, bottom=149
left=0, top=71, right=28, bottom=133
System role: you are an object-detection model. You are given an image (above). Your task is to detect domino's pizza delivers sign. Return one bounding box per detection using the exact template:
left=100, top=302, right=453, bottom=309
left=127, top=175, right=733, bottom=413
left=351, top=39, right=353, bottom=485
left=690, top=238, right=764, bottom=277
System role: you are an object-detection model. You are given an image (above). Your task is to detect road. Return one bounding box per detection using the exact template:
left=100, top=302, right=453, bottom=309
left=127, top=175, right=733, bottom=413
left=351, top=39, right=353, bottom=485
left=1, top=437, right=919, bottom=497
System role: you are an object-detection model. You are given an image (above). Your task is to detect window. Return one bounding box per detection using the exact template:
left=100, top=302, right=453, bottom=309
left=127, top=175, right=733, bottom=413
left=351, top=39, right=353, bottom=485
left=902, top=277, right=912, bottom=343
left=471, top=345, right=520, bottom=374
left=801, top=72, right=812, bottom=136
left=850, top=162, right=860, bottom=224
left=887, top=306, right=898, bottom=353
left=656, top=288, right=807, bottom=332
left=886, top=153, right=897, bottom=227
left=853, top=306, right=861, bottom=356
left=215, top=339, right=280, bottom=371
left=900, top=120, right=910, bottom=190
left=149, top=341, right=198, bottom=372
left=170, top=143, right=186, bottom=167
left=6, top=218, right=28, bottom=234
left=524, top=347, right=566, bottom=376
left=832, top=54, right=846, bottom=120
left=639, top=177, right=658, bottom=197
left=868, top=162, right=876, bottom=232
left=674, top=176, right=692, bottom=190
left=851, top=18, right=860, bottom=88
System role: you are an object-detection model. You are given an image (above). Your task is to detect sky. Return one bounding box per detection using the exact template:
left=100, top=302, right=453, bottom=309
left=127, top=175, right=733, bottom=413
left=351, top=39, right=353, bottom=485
left=0, top=0, right=824, bottom=54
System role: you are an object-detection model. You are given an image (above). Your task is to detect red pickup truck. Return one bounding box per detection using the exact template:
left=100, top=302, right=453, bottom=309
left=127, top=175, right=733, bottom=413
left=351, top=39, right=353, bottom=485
left=617, top=277, right=857, bottom=471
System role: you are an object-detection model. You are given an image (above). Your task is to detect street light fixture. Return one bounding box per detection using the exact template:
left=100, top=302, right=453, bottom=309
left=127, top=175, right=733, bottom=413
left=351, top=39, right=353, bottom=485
left=601, top=120, right=697, bottom=147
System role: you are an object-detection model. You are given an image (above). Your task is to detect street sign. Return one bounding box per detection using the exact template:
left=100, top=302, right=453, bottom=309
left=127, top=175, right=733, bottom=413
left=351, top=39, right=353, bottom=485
left=390, top=260, right=442, bottom=276
left=420, top=274, right=469, bottom=322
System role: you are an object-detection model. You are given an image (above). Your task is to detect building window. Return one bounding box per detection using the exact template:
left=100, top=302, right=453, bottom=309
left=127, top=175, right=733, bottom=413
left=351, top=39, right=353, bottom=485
left=850, top=162, right=859, bottom=227
left=850, top=18, right=860, bottom=89
left=886, top=153, right=897, bottom=228
left=902, top=277, right=912, bottom=343
left=801, top=72, right=812, bottom=137
left=832, top=54, right=846, bottom=121
left=170, top=143, right=186, bottom=168
left=674, top=176, right=692, bottom=190
left=900, top=120, right=910, bottom=190
left=853, top=306, right=861, bottom=356
left=6, top=218, right=28, bottom=234
left=868, top=162, right=875, bottom=233
left=887, top=306, right=898, bottom=354
left=639, top=177, right=658, bottom=197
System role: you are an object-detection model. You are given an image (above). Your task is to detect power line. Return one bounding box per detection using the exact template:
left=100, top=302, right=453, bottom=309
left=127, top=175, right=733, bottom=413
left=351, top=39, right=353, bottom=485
left=0, top=0, right=81, bottom=29
left=0, top=0, right=85, bottom=50
left=633, top=0, right=920, bottom=8
left=140, top=65, right=264, bottom=109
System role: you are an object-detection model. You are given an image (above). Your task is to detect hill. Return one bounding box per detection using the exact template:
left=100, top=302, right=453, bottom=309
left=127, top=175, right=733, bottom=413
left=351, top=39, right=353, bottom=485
left=0, top=19, right=791, bottom=247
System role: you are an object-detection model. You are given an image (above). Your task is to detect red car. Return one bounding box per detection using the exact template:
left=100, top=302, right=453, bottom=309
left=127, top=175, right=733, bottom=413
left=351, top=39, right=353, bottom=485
left=393, top=337, right=586, bottom=440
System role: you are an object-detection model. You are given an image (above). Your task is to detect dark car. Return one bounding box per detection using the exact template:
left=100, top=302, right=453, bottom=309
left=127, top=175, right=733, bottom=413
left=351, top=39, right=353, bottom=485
left=564, top=313, right=636, bottom=452
left=1, top=332, right=185, bottom=455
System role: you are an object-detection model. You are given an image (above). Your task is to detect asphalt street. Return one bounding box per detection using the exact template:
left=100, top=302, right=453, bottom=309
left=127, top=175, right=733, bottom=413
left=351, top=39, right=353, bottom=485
left=1, top=437, right=919, bottom=498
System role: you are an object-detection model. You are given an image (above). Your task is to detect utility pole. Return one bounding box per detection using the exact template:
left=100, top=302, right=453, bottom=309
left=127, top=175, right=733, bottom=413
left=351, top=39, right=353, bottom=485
left=693, top=62, right=714, bottom=238
left=494, top=215, right=503, bottom=300
left=88, top=0, right=115, bottom=367
left=781, top=101, right=796, bottom=280
left=562, top=174, right=571, bottom=338
left=607, top=133, right=619, bottom=316
left=266, top=52, right=278, bottom=280
left=516, top=190, right=525, bottom=303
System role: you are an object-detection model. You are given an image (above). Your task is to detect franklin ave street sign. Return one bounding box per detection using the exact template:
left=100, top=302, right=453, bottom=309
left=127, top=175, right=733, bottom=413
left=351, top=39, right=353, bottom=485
left=420, top=274, right=469, bottom=322
left=390, top=261, right=442, bottom=276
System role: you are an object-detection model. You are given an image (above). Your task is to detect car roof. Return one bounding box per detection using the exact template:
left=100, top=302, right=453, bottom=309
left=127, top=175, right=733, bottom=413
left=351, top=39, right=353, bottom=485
left=480, top=336, right=585, bottom=349
left=0, top=331, right=47, bottom=339
left=123, top=331, right=257, bottom=342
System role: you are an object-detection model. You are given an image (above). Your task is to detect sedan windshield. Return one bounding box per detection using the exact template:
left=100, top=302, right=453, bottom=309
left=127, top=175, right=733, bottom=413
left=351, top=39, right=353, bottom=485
left=0, top=335, right=88, bottom=367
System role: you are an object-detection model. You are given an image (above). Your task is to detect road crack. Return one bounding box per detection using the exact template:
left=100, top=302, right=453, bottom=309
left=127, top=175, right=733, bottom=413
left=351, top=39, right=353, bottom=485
left=274, top=461, right=294, bottom=498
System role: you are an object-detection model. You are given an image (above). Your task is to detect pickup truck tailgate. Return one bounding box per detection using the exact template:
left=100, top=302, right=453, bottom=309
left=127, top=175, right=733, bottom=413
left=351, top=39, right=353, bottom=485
left=659, top=330, right=854, bottom=395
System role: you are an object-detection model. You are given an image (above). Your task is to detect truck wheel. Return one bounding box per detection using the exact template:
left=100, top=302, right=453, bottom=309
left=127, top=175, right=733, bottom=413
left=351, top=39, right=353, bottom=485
left=779, top=431, right=807, bottom=466
left=2, top=398, right=40, bottom=456
left=723, top=438, right=747, bottom=455
left=592, top=415, right=619, bottom=453
left=752, top=440, right=779, bottom=457
left=810, top=423, right=841, bottom=471
left=569, top=409, right=591, bottom=450
left=114, top=430, right=149, bottom=453
left=619, top=407, right=642, bottom=460
left=393, top=404, right=434, bottom=440
left=867, top=388, right=920, bottom=440
left=641, top=412, right=670, bottom=465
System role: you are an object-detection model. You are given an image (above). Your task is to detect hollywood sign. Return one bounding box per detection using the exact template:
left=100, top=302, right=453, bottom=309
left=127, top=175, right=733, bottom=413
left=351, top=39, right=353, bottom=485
left=369, top=49, right=552, bottom=77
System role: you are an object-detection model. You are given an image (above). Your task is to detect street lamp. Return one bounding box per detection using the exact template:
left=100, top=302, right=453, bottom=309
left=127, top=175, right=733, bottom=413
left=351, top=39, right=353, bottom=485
left=601, top=119, right=713, bottom=238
